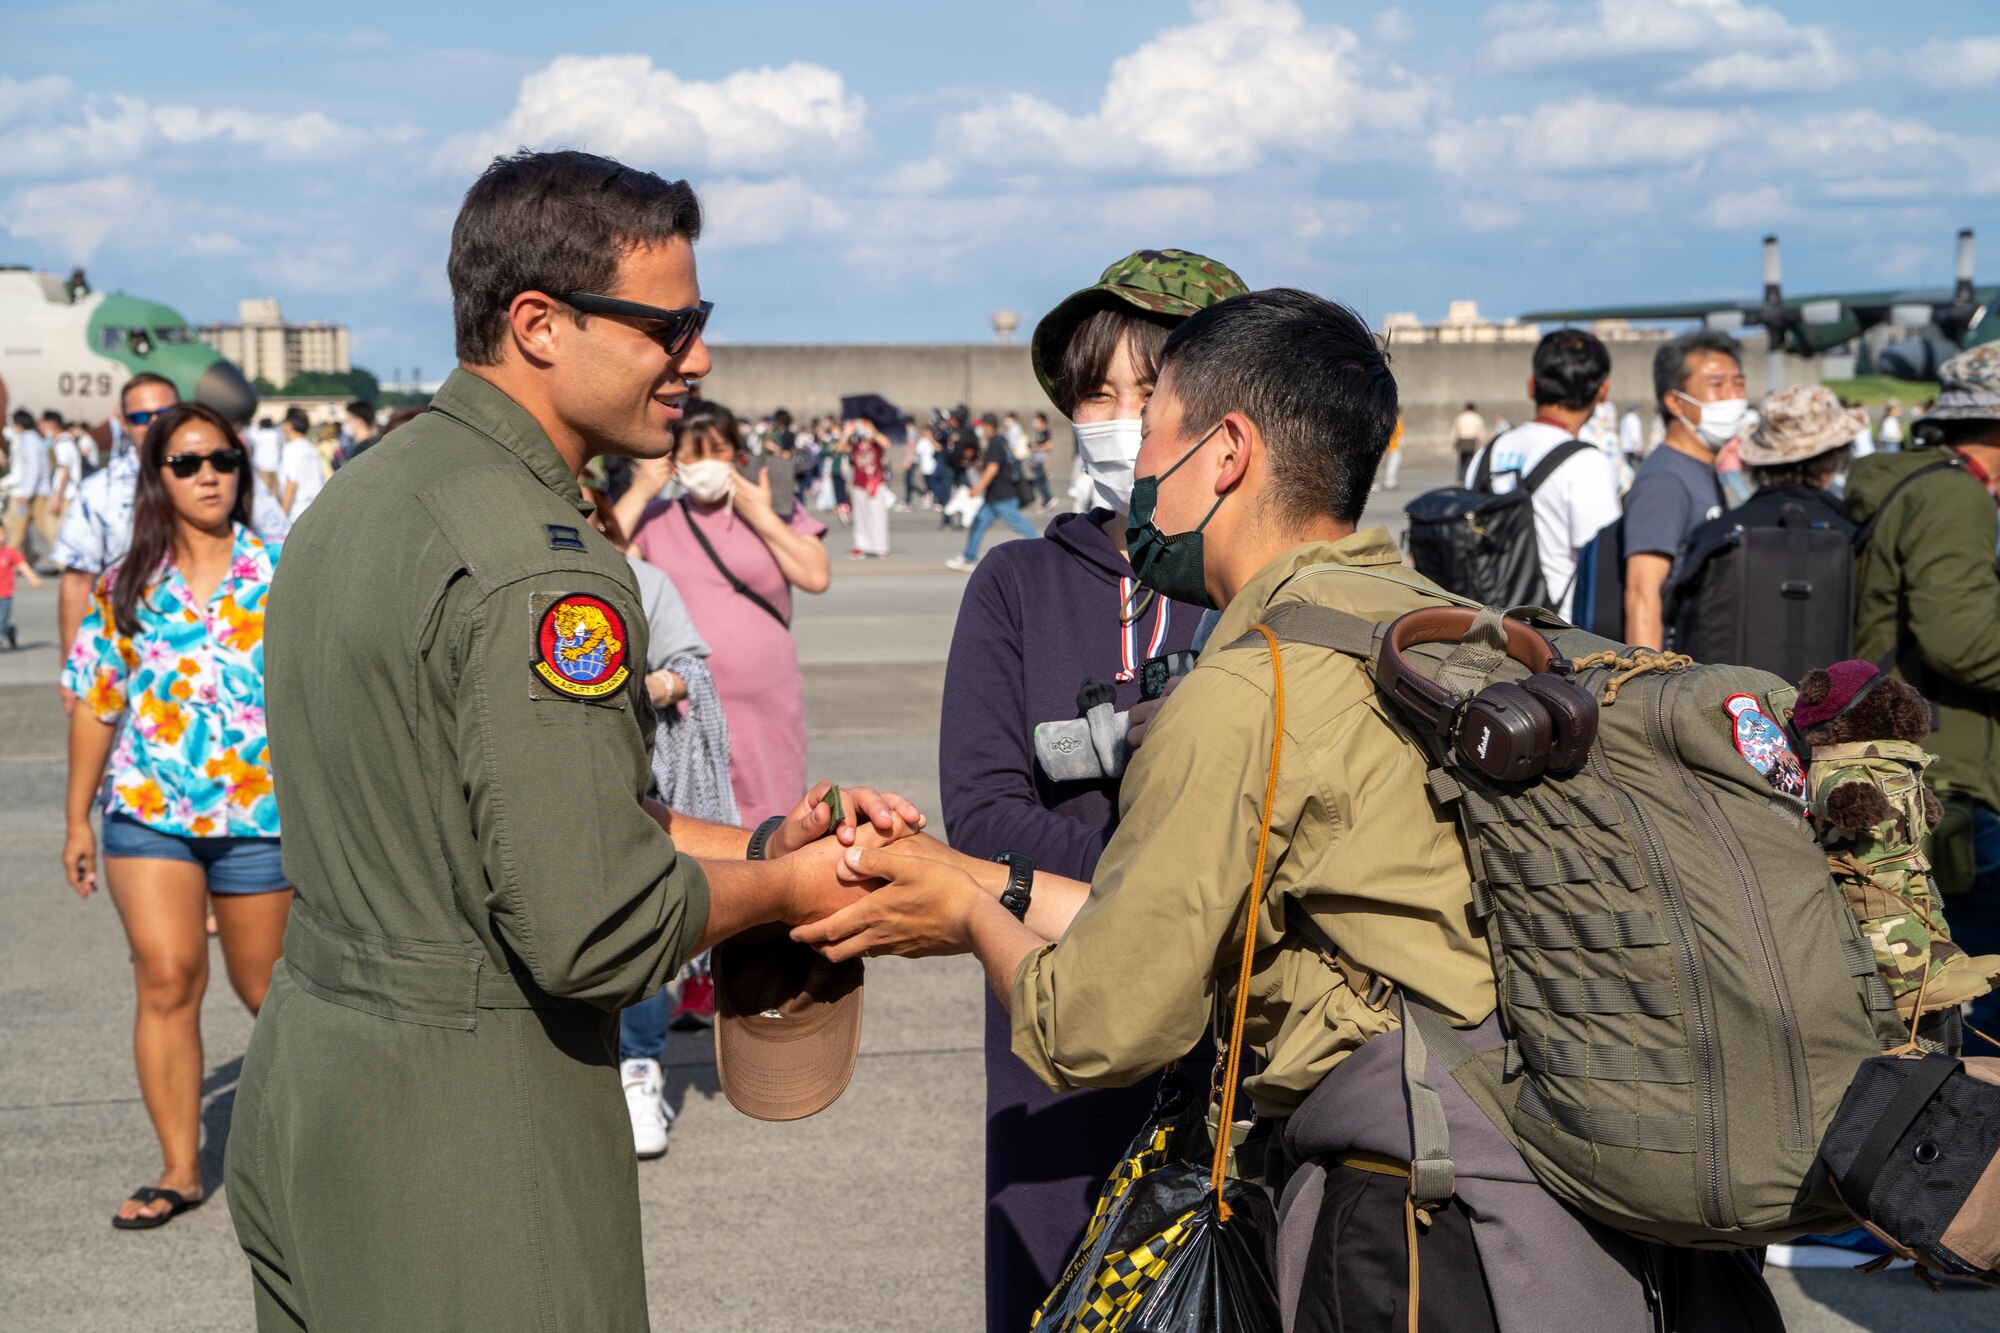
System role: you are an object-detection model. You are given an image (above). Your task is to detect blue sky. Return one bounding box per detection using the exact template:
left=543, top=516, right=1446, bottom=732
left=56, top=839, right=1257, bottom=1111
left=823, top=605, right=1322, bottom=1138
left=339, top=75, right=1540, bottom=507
left=3, top=0, right=1995, bottom=380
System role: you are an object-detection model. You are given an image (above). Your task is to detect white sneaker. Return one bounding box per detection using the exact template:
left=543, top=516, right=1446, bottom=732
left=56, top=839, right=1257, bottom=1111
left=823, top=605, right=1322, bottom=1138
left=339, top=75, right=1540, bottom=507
left=621, top=1058, right=670, bottom=1159
left=945, top=555, right=977, bottom=572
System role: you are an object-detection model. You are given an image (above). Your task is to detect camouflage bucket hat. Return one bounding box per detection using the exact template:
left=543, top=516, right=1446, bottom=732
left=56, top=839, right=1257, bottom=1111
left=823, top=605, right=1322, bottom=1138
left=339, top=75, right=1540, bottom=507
left=1925, top=343, right=2000, bottom=422
left=1030, top=248, right=1249, bottom=404
left=1742, top=384, right=1866, bottom=466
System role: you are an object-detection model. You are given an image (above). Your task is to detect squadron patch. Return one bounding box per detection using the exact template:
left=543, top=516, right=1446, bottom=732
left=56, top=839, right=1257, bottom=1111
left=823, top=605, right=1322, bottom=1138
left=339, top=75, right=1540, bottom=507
left=534, top=594, right=631, bottom=699
left=1724, top=693, right=1807, bottom=800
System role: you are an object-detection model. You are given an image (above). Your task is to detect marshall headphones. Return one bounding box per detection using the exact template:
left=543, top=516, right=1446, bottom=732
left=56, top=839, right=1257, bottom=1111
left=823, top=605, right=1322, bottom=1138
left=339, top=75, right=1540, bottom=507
left=1375, top=608, right=1599, bottom=783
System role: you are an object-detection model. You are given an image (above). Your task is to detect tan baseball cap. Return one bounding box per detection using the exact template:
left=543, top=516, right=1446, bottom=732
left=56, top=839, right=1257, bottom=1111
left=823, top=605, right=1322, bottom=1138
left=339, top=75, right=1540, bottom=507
left=1742, top=384, right=1866, bottom=467
left=713, top=925, right=864, bottom=1122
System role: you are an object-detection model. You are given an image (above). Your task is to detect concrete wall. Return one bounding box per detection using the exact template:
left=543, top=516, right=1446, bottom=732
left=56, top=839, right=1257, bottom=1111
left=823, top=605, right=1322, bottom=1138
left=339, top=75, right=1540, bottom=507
left=703, top=340, right=1821, bottom=468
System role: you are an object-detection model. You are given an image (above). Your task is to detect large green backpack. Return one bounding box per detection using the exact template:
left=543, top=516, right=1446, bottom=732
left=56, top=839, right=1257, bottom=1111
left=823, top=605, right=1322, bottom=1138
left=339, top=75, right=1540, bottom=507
left=1255, top=565, right=1903, bottom=1248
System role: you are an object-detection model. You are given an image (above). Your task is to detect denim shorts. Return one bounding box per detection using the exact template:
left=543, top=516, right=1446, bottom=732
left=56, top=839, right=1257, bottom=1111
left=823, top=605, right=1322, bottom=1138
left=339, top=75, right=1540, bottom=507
left=101, top=812, right=288, bottom=894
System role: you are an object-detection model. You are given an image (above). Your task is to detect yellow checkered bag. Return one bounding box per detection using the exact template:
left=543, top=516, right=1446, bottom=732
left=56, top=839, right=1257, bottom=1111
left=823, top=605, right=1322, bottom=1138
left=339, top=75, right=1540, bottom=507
left=1029, top=626, right=1291, bottom=1332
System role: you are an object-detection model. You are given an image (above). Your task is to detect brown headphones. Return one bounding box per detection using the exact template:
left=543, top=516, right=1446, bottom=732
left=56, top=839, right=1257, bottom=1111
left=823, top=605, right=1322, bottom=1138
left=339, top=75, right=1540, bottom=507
left=1376, top=608, right=1599, bottom=783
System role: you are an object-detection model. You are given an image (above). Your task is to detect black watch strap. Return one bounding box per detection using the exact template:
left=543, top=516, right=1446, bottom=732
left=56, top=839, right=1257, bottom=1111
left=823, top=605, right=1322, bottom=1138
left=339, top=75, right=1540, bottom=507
left=993, top=851, right=1036, bottom=921
left=745, top=814, right=787, bottom=861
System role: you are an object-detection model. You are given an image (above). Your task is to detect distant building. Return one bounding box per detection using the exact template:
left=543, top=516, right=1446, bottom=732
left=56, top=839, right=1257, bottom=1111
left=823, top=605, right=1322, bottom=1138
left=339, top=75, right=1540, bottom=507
left=198, top=299, right=350, bottom=387
left=1382, top=301, right=1675, bottom=346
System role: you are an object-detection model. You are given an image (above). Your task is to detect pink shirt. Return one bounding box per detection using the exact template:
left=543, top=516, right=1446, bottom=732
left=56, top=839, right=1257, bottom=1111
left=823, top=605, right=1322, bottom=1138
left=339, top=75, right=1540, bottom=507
left=631, top=497, right=827, bottom=822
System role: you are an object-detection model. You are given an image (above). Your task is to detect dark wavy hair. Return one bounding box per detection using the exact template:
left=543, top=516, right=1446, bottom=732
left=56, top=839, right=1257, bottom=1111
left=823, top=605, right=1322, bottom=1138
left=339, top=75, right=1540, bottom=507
left=111, top=402, right=251, bottom=638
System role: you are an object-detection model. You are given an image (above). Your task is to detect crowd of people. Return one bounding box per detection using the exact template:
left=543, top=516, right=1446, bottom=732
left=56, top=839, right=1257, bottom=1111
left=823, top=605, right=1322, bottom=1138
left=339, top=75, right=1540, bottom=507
left=15, top=144, right=2000, bottom=1330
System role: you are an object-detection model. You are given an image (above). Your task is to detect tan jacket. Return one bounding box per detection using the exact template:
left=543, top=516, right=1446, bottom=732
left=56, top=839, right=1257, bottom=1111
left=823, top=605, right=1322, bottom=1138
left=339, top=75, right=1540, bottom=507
left=1010, top=530, right=1494, bottom=1117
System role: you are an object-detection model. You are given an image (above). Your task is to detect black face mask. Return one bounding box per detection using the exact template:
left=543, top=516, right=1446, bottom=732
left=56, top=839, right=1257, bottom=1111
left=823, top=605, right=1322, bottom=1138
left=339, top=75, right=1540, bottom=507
left=1124, top=419, right=1229, bottom=609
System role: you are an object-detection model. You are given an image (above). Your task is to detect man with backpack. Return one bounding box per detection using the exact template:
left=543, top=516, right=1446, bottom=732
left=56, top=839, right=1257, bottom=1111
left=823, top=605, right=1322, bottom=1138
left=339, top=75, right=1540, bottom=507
left=1848, top=344, right=2000, bottom=1040
left=1665, top=383, right=1860, bottom=681
left=801, top=289, right=1787, bottom=1330
left=1620, top=331, right=1743, bottom=648
left=1461, top=329, right=1623, bottom=620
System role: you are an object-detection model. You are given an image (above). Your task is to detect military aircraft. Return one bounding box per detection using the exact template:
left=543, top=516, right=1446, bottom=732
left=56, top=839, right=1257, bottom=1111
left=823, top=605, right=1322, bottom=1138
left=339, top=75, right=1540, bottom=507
left=1521, top=231, right=1995, bottom=385
left=0, top=266, right=258, bottom=437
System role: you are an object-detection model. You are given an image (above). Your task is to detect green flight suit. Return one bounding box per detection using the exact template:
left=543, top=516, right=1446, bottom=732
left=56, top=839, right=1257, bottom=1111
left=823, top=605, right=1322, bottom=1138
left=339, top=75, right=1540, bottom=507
left=225, top=370, right=710, bottom=1331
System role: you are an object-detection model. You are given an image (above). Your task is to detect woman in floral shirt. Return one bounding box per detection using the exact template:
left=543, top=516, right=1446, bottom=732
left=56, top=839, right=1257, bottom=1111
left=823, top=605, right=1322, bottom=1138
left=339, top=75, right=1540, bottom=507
left=60, top=402, right=291, bottom=1230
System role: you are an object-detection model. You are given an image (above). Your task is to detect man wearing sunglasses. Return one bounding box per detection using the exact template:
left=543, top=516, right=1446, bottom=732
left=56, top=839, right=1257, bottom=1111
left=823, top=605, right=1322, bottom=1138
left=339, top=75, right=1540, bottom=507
left=52, top=372, right=179, bottom=713
left=227, top=149, right=916, bottom=1330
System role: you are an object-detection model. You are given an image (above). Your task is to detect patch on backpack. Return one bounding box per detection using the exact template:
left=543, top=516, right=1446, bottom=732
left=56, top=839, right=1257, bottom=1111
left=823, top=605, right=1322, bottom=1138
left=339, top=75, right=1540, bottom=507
left=1724, top=693, right=1806, bottom=799
left=533, top=594, right=630, bottom=699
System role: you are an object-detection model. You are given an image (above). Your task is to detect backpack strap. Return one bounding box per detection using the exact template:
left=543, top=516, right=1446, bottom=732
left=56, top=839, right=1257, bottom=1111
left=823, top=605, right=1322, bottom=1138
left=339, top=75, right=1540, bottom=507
left=1519, top=439, right=1593, bottom=495
left=1851, top=456, right=1969, bottom=551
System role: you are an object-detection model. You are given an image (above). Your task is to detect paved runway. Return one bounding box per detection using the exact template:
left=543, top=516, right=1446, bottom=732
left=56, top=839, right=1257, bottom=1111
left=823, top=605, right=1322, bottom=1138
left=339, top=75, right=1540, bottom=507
left=0, top=473, right=1988, bottom=1329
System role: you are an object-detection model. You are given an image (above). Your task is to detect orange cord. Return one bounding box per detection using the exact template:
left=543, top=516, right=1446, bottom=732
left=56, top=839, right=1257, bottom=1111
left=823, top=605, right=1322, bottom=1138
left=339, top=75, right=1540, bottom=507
left=1213, top=623, right=1285, bottom=1222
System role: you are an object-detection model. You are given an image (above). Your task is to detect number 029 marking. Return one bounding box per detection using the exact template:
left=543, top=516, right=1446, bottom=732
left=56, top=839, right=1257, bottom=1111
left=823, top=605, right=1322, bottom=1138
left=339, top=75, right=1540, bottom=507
left=56, top=371, right=115, bottom=398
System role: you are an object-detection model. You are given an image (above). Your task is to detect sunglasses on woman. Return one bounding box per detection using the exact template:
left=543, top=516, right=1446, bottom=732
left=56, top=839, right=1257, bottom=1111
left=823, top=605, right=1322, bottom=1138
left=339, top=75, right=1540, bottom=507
left=163, top=449, right=245, bottom=479
left=557, top=292, right=714, bottom=357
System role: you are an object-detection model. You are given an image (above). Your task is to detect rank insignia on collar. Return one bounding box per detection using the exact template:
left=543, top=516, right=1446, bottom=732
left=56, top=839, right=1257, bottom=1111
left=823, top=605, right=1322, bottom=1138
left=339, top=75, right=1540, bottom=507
left=547, top=524, right=586, bottom=551
left=534, top=593, right=631, bottom=699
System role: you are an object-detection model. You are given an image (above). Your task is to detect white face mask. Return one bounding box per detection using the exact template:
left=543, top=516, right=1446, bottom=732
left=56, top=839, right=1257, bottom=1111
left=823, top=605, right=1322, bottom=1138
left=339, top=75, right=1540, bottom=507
left=1072, top=418, right=1144, bottom=515
left=677, top=458, right=736, bottom=505
left=1674, top=392, right=1749, bottom=449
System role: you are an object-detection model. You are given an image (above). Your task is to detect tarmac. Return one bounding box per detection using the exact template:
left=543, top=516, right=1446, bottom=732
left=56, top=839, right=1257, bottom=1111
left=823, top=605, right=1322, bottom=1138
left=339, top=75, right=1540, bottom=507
left=0, top=465, right=1991, bottom=1330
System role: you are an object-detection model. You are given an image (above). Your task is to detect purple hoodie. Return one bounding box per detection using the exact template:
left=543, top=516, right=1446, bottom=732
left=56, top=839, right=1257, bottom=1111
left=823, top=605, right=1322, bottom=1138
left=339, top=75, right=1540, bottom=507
left=941, top=509, right=1209, bottom=1328
left=939, top=509, right=1204, bottom=876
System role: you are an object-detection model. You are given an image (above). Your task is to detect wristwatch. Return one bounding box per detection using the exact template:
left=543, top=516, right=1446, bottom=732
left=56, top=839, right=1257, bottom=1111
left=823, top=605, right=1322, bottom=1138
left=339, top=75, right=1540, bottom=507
left=992, top=851, right=1036, bottom=921
left=745, top=814, right=787, bottom=861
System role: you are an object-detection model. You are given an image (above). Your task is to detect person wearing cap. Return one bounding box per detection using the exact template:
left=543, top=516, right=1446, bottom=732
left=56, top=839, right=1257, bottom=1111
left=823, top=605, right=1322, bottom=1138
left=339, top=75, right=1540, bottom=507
left=936, top=246, right=1242, bottom=1327
left=1677, top=382, right=1859, bottom=558
left=818, top=288, right=1780, bottom=1329
left=223, top=150, right=921, bottom=1332
left=1847, top=342, right=2000, bottom=1039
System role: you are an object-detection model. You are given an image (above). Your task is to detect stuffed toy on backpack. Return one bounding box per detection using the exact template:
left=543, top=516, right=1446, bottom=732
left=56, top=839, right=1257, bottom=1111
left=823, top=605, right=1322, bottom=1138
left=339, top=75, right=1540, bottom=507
left=1795, top=660, right=2000, bottom=1020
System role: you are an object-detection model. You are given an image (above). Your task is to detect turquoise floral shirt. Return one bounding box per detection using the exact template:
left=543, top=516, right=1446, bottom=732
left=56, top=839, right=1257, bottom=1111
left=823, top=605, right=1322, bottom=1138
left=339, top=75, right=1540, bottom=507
left=62, top=525, right=282, bottom=838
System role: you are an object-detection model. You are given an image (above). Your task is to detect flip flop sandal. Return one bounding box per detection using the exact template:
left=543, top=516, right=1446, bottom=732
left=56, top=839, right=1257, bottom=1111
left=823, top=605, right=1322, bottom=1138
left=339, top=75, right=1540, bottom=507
left=112, top=1186, right=203, bottom=1230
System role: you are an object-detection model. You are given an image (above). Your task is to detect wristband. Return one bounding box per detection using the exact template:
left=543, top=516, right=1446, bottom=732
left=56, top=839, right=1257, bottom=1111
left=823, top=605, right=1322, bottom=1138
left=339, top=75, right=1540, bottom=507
left=745, top=814, right=787, bottom=861
left=992, top=851, right=1036, bottom=921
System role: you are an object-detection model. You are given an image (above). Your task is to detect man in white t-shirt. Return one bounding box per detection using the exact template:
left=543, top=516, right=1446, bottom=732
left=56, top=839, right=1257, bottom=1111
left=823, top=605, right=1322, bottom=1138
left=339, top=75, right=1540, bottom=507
left=42, top=412, right=81, bottom=519
left=1463, top=329, right=1623, bottom=620
left=249, top=416, right=284, bottom=495
left=1619, top=403, right=1645, bottom=459
left=277, top=408, right=325, bottom=520
left=5, top=411, right=49, bottom=554
left=1450, top=401, right=1487, bottom=476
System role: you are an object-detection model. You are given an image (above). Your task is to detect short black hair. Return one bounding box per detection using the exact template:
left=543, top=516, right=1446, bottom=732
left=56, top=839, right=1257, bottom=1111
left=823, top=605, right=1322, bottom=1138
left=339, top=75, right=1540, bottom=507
left=346, top=399, right=375, bottom=423
left=39, top=409, right=63, bottom=425
left=1050, top=304, right=1178, bottom=419
left=449, top=149, right=704, bottom=365
left=284, top=407, right=311, bottom=433
left=1653, top=330, right=1742, bottom=415
left=1531, top=330, right=1610, bottom=410
left=1157, top=287, right=1397, bottom=526
left=120, top=372, right=178, bottom=415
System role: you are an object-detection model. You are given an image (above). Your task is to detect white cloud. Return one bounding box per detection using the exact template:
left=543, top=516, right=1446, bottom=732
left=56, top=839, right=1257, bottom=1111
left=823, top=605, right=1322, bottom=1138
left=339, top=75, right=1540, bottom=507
left=1700, top=185, right=1793, bottom=229
left=698, top=176, right=849, bottom=250
left=938, top=0, right=1433, bottom=179
left=1432, top=96, right=1745, bottom=174
left=1909, top=36, right=2000, bottom=91
left=0, top=74, right=370, bottom=178
left=438, top=54, right=865, bottom=176
left=0, top=173, right=156, bottom=263
left=1482, top=0, right=1852, bottom=91
left=1372, top=7, right=1416, bottom=45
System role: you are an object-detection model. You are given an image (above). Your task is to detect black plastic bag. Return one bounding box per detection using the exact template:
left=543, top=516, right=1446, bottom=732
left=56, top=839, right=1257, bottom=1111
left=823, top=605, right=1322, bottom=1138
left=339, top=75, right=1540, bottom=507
left=1032, top=1072, right=1281, bottom=1332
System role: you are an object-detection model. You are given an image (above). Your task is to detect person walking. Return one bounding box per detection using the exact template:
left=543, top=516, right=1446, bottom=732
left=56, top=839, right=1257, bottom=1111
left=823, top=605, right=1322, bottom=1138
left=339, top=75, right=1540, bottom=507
left=0, top=528, right=43, bottom=649
left=1450, top=400, right=1487, bottom=477
left=945, top=419, right=1039, bottom=571
left=849, top=422, right=893, bottom=558
left=940, top=247, right=1241, bottom=1329
left=4, top=409, right=49, bottom=559
left=59, top=402, right=291, bottom=1229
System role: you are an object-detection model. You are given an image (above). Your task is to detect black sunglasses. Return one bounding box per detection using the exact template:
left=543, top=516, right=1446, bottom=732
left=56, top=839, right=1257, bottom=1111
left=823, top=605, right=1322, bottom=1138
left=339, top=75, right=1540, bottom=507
left=557, top=292, right=713, bottom=356
left=163, top=449, right=244, bottom=479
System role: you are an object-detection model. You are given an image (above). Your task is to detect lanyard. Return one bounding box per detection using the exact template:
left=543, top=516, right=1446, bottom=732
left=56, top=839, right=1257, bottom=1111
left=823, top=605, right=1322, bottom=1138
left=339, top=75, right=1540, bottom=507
left=1117, top=577, right=1170, bottom=682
